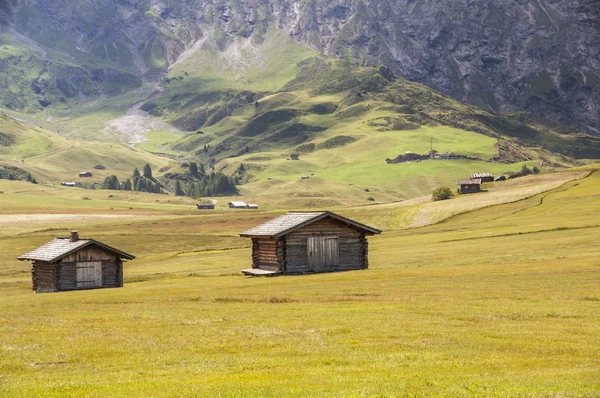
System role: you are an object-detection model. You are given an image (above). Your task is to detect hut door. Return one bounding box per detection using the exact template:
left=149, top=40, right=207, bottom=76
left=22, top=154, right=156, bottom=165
left=76, top=262, right=103, bottom=288
left=307, top=236, right=340, bottom=271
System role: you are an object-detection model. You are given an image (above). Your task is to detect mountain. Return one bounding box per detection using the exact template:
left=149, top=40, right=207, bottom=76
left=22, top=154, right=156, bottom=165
left=1, top=0, right=600, bottom=205
left=1, top=0, right=599, bottom=135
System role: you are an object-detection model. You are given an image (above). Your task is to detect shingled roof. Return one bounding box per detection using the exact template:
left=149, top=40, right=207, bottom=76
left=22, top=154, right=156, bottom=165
left=457, top=178, right=482, bottom=185
left=18, top=238, right=135, bottom=263
left=239, top=211, right=381, bottom=238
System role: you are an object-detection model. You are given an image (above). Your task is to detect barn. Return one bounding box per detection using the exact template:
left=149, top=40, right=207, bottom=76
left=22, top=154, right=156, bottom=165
left=239, top=211, right=381, bottom=276
left=229, top=201, right=247, bottom=209
left=17, top=231, right=135, bottom=293
left=458, top=178, right=482, bottom=194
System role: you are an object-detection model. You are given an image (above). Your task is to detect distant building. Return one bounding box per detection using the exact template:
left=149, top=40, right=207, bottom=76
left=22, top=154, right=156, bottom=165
left=61, top=182, right=76, bottom=187
left=471, top=173, right=494, bottom=183
left=18, top=231, right=135, bottom=293
left=457, top=179, right=482, bottom=194
left=229, top=201, right=247, bottom=209
left=247, top=204, right=259, bottom=209
left=93, top=165, right=106, bottom=170
left=290, top=154, right=300, bottom=160
left=196, top=203, right=215, bottom=210
left=79, top=172, right=93, bottom=178
left=239, top=211, right=382, bottom=276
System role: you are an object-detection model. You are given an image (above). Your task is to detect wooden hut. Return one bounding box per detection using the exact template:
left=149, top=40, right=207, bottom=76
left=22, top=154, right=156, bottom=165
left=457, top=178, right=482, bottom=194
left=18, top=231, right=134, bottom=293
left=471, top=173, right=494, bottom=183
left=229, top=201, right=247, bottom=209
left=196, top=203, right=215, bottom=210
left=247, top=204, right=259, bottom=209
left=79, top=172, right=93, bottom=178
left=239, top=211, right=381, bottom=276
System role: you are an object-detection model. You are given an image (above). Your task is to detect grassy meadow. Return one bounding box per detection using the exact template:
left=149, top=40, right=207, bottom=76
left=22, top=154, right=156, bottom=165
left=0, top=168, right=599, bottom=396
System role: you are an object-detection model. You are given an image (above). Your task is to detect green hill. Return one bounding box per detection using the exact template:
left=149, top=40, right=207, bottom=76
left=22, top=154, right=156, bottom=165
left=1, top=30, right=599, bottom=202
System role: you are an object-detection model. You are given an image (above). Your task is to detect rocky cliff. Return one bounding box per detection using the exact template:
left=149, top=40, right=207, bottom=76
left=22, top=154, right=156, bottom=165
left=1, top=0, right=599, bottom=134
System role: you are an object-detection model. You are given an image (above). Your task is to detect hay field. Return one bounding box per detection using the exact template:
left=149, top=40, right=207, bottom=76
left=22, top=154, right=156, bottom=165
left=0, top=170, right=599, bottom=396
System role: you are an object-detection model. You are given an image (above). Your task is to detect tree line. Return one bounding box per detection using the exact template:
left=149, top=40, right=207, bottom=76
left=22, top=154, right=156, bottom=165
left=101, top=162, right=239, bottom=197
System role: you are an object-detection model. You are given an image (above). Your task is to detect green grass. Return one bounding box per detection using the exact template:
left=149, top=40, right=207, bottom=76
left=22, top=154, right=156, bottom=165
left=0, top=169, right=599, bottom=396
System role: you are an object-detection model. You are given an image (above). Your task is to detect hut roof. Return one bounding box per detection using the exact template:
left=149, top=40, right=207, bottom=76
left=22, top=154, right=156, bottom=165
left=18, top=238, right=135, bottom=263
left=240, top=211, right=381, bottom=238
left=457, top=179, right=482, bottom=185
left=471, top=173, right=493, bottom=178
left=229, top=201, right=247, bottom=207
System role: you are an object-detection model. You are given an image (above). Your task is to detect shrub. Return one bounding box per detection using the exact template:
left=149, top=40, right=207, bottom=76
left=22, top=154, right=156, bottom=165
left=532, top=166, right=540, bottom=174
left=432, top=186, right=454, bottom=201
left=367, top=196, right=375, bottom=202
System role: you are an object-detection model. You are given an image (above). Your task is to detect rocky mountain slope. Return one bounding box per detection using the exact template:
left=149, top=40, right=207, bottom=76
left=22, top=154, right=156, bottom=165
left=1, top=0, right=598, bottom=136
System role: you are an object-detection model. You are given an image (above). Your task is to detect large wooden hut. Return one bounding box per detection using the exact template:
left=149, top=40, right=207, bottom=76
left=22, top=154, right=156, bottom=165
left=18, top=231, right=135, bottom=293
left=239, top=211, right=381, bottom=276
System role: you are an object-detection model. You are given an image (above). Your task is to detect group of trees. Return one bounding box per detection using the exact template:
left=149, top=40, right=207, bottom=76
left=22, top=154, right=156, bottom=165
left=100, top=162, right=239, bottom=197
left=102, top=164, right=164, bottom=193
left=176, top=162, right=238, bottom=197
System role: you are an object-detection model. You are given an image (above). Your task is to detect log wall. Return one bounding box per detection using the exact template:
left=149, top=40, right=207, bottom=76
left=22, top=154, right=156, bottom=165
left=251, top=238, right=284, bottom=271
left=32, top=261, right=58, bottom=293
left=284, top=218, right=367, bottom=274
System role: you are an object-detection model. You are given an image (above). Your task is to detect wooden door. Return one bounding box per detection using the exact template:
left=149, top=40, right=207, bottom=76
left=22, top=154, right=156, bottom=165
left=307, top=236, right=339, bottom=271
left=76, top=262, right=102, bottom=288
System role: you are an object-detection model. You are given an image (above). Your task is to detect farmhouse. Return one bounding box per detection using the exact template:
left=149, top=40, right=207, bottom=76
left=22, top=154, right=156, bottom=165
left=239, top=211, right=381, bottom=276
left=458, top=178, right=482, bottom=194
left=471, top=172, right=494, bottom=183
left=229, top=201, right=247, bottom=209
left=196, top=203, right=215, bottom=210
left=79, top=172, right=93, bottom=178
left=18, top=231, right=135, bottom=293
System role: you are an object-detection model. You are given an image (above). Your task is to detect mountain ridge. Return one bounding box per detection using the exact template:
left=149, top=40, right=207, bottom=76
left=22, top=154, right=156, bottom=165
left=2, top=0, right=598, bottom=134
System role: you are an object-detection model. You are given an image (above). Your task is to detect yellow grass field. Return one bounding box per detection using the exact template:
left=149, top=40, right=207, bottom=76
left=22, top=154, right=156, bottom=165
left=0, top=169, right=599, bottom=396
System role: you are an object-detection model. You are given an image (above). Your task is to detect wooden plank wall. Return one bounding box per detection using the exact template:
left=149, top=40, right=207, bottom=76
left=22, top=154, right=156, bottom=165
left=58, top=261, right=122, bottom=290
left=285, top=218, right=366, bottom=274
left=252, top=238, right=283, bottom=271
left=61, top=245, right=117, bottom=263
left=32, top=261, right=57, bottom=293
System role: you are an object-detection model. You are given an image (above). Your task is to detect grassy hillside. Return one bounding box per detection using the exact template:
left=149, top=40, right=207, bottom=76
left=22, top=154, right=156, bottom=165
left=1, top=28, right=599, bottom=203
left=0, top=113, right=175, bottom=184
left=0, top=168, right=598, bottom=396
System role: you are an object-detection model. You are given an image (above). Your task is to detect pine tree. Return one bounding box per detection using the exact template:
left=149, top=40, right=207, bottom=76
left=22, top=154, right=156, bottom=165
left=189, top=162, right=199, bottom=178
left=175, top=180, right=184, bottom=196
left=143, top=163, right=153, bottom=179
left=133, top=168, right=141, bottom=178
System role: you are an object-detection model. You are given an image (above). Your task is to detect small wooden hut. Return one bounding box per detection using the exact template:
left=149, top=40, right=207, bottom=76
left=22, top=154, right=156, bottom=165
left=196, top=203, right=215, bottom=210
left=79, top=172, right=93, bottom=178
left=229, top=201, right=247, bottom=209
left=18, top=231, right=135, bottom=293
left=458, top=178, right=482, bottom=194
left=239, top=211, right=381, bottom=276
